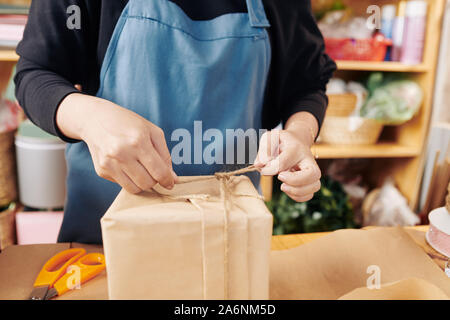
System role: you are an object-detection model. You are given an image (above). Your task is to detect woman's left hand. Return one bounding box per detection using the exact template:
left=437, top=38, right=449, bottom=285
left=255, top=120, right=321, bottom=202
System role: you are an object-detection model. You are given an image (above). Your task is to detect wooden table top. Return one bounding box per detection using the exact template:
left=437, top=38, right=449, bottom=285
left=271, top=226, right=449, bottom=271
left=271, top=226, right=430, bottom=250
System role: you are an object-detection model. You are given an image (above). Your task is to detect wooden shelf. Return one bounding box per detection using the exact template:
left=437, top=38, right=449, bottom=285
left=312, top=142, right=421, bottom=159
left=336, top=60, right=429, bottom=73
left=0, top=50, right=18, bottom=62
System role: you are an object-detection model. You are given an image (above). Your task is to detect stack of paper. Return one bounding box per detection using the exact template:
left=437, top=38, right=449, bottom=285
left=0, top=14, right=27, bottom=48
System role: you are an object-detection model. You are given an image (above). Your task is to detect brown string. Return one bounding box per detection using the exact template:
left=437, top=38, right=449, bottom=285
left=214, top=165, right=259, bottom=298
left=214, top=165, right=258, bottom=180
left=158, top=165, right=259, bottom=298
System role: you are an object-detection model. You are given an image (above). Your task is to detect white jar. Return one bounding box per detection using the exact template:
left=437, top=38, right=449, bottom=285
left=15, top=120, right=67, bottom=209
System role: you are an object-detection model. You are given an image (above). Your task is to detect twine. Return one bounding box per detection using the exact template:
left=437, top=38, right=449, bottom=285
left=155, top=165, right=260, bottom=299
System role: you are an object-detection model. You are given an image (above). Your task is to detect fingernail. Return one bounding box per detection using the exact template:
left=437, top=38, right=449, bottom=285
left=260, top=168, right=274, bottom=176
left=278, top=173, right=287, bottom=181
left=280, top=184, right=290, bottom=192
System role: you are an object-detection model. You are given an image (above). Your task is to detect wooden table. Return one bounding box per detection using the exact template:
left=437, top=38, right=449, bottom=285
left=271, top=226, right=448, bottom=271
left=0, top=226, right=447, bottom=300
left=271, top=226, right=431, bottom=251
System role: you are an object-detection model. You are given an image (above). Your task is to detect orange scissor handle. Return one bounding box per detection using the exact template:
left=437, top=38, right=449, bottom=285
left=53, top=253, right=106, bottom=296
left=34, top=248, right=87, bottom=287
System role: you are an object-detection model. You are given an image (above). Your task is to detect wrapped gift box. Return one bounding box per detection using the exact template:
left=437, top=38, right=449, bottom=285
left=101, top=175, right=273, bottom=300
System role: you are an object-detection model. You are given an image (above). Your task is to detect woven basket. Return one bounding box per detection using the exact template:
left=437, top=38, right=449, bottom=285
left=319, top=116, right=383, bottom=145
left=327, top=94, right=358, bottom=117
left=0, top=131, right=17, bottom=207
left=0, top=203, right=16, bottom=250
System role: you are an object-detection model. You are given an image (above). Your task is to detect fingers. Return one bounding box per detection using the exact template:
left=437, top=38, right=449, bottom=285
left=149, top=126, right=179, bottom=184
left=278, top=158, right=321, bottom=187
left=256, top=130, right=304, bottom=176
left=122, top=161, right=157, bottom=191
left=90, top=131, right=174, bottom=192
left=114, top=170, right=142, bottom=194
left=254, top=130, right=280, bottom=169
left=94, top=156, right=142, bottom=194
left=150, top=126, right=172, bottom=166
left=278, top=157, right=322, bottom=203
left=259, top=147, right=298, bottom=176
left=138, top=145, right=175, bottom=190
left=280, top=180, right=321, bottom=202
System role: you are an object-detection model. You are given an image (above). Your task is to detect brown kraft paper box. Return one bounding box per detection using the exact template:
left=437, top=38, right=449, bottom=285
left=101, top=175, right=273, bottom=300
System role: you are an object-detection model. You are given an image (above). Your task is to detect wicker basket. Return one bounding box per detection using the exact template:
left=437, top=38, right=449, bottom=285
left=0, top=130, right=17, bottom=207
left=327, top=94, right=358, bottom=117
left=0, top=203, right=16, bottom=250
left=319, top=116, right=384, bottom=145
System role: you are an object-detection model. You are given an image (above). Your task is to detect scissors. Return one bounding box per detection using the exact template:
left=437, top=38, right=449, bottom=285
left=29, top=248, right=106, bottom=300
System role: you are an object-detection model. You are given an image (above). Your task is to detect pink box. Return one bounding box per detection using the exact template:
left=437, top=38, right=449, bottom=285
left=15, top=211, right=64, bottom=245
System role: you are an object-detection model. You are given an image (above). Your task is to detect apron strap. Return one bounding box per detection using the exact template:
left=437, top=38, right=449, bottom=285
left=246, top=0, right=270, bottom=28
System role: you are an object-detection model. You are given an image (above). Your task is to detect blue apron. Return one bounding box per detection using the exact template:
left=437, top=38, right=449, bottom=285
left=59, top=0, right=272, bottom=243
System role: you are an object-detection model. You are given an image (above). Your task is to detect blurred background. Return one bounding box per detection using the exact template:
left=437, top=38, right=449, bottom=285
left=0, top=0, right=448, bottom=248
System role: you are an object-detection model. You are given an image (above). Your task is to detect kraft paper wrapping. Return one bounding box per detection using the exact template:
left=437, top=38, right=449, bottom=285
left=339, top=278, right=449, bottom=300
left=101, top=175, right=273, bottom=300
left=270, top=227, right=450, bottom=300
left=0, top=228, right=448, bottom=300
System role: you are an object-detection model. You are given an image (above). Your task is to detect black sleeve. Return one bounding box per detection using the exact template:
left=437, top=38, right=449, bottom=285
left=262, top=0, right=336, bottom=132
left=14, top=0, right=94, bottom=143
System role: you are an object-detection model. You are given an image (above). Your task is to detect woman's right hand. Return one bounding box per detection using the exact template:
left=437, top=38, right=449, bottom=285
left=56, top=93, right=177, bottom=194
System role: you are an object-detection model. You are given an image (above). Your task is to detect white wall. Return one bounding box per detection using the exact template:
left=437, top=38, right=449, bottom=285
left=419, top=0, right=450, bottom=210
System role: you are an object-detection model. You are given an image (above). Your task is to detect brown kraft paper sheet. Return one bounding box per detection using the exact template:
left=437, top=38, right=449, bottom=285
left=270, top=227, right=450, bottom=300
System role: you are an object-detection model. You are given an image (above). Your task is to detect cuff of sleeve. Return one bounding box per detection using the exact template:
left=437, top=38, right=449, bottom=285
left=281, top=91, right=328, bottom=138
left=51, top=88, right=82, bottom=144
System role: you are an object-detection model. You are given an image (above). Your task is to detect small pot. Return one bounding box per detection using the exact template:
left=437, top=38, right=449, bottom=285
left=15, top=120, right=67, bottom=209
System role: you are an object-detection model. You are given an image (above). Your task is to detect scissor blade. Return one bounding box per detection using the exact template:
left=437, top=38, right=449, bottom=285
left=28, top=286, right=50, bottom=300
left=44, top=288, right=58, bottom=300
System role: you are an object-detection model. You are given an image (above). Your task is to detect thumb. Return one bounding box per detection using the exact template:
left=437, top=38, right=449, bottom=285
left=254, top=130, right=280, bottom=168
left=260, top=147, right=299, bottom=176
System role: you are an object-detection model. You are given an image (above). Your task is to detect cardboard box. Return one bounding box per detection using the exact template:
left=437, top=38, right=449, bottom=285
left=101, top=175, right=273, bottom=300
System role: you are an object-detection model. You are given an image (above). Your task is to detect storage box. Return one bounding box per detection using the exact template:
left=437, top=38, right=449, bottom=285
left=15, top=211, right=63, bottom=245
left=0, top=204, right=16, bottom=250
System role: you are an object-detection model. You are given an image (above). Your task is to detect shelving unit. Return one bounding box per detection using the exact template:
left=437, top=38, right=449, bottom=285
left=336, top=60, right=429, bottom=72
left=311, top=142, right=421, bottom=159
left=262, top=0, right=446, bottom=211
left=0, top=50, right=18, bottom=62
left=0, top=0, right=445, bottom=212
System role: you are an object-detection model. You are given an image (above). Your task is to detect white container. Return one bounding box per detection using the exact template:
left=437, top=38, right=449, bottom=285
left=391, top=1, right=407, bottom=61
left=381, top=5, right=397, bottom=39
left=15, top=120, right=67, bottom=209
left=401, top=0, right=428, bottom=64
left=426, top=207, right=450, bottom=258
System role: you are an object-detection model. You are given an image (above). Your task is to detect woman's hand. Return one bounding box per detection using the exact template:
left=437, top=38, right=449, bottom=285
left=255, top=112, right=321, bottom=202
left=57, top=93, right=177, bottom=194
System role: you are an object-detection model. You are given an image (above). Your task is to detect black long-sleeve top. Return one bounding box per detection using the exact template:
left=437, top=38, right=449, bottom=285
left=14, top=0, right=336, bottom=142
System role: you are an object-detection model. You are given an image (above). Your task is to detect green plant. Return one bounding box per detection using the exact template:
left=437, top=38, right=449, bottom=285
left=267, top=176, right=356, bottom=235
left=313, top=0, right=347, bottom=20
